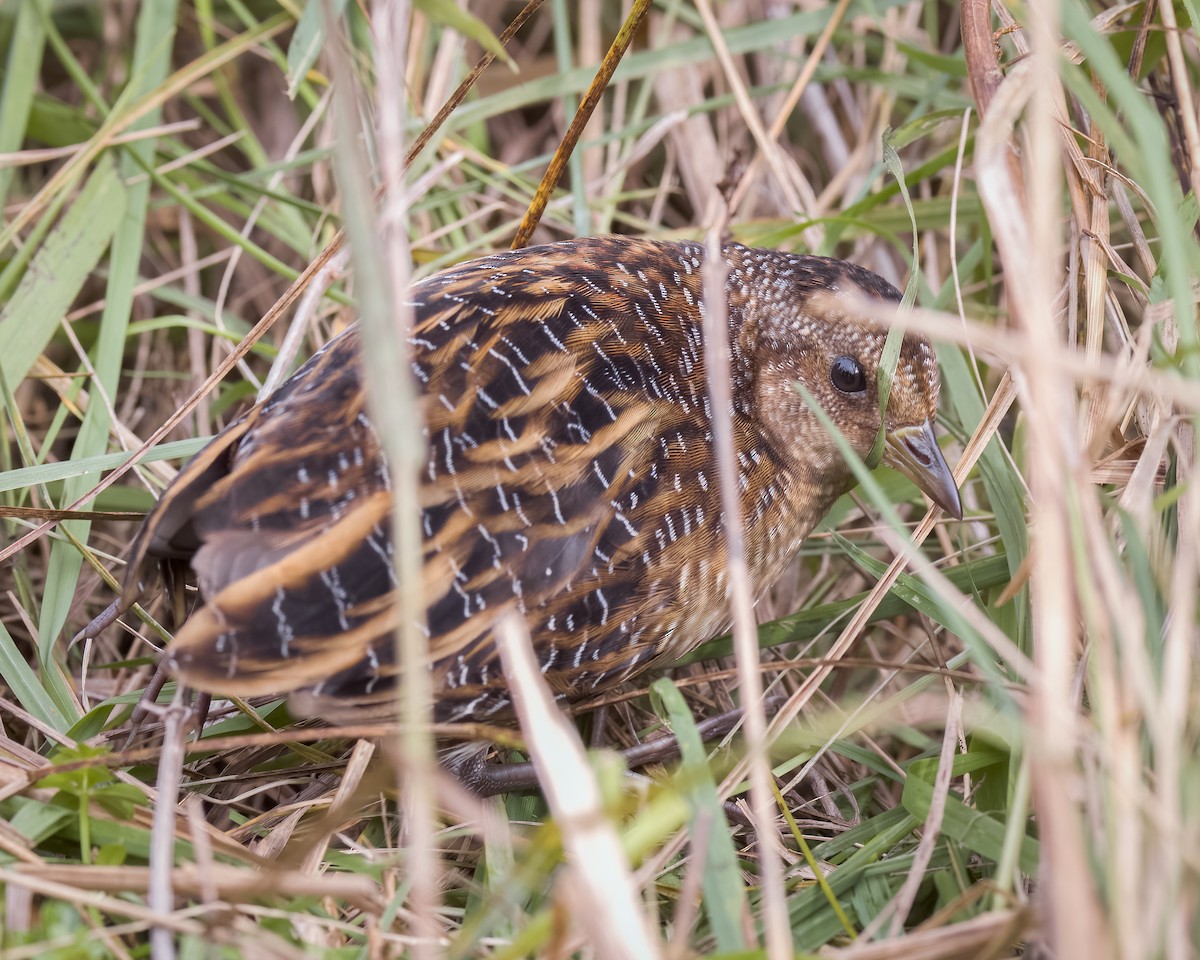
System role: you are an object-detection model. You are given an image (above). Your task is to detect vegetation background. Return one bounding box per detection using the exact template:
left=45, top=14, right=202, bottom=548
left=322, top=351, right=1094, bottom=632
left=0, top=0, right=1198, bottom=957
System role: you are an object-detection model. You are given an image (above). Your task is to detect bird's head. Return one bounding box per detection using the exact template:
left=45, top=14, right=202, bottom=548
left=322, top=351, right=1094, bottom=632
left=739, top=254, right=962, bottom=519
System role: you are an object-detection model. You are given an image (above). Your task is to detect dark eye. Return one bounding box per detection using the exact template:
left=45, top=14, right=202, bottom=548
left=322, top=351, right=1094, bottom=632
left=830, top=356, right=867, bottom=394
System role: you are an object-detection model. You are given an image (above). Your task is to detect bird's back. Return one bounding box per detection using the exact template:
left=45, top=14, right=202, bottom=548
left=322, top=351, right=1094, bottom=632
left=125, top=238, right=861, bottom=721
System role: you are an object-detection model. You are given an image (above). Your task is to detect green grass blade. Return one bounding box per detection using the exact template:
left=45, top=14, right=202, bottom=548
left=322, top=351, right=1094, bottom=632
left=653, top=678, right=750, bottom=952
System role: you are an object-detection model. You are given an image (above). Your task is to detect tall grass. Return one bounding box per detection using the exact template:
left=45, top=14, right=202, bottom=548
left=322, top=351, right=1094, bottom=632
left=0, top=1, right=1197, bottom=957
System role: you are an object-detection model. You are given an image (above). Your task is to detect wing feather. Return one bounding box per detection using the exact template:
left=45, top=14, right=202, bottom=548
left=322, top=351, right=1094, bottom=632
left=139, top=241, right=703, bottom=718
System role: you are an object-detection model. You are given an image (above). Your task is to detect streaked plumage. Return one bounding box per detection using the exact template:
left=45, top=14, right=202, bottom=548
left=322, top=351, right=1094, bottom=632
left=119, top=237, right=960, bottom=722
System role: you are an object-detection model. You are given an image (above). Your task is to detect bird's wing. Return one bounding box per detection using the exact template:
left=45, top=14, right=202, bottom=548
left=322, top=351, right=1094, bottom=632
left=122, top=327, right=402, bottom=689
left=147, top=243, right=699, bottom=707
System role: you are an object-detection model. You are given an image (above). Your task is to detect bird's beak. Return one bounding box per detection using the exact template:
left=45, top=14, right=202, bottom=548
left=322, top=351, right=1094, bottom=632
left=882, top=420, right=962, bottom=520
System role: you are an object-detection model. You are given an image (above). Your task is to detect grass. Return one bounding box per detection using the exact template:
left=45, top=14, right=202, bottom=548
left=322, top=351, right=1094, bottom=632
left=1, top=0, right=1198, bottom=956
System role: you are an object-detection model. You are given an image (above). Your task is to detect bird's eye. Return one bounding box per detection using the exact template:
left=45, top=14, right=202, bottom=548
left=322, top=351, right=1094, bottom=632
left=830, top=356, right=867, bottom=394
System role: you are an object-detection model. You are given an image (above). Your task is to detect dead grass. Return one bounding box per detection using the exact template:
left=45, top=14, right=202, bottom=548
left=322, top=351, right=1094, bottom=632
left=1, top=1, right=1198, bottom=957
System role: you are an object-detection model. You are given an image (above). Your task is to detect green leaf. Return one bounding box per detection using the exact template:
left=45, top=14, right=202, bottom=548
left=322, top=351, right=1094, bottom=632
left=93, top=783, right=147, bottom=820
left=678, top=552, right=1012, bottom=665
left=414, top=0, right=516, bottom=69
left=0, top=156, right=126, bottom=393
left=902, top=753, right=1039, bottom=874
left=1, top=796, right=75, bottom=856
left=652, top=679, right=749, bottom=953
left=38, top=744, right=116, bottom=793
left=0, top=0, right=47, bottom=210
left=0, top=438, right=211, bottom=494
left=0, top=619, right=70, bottom=730
left=867, top=129, right=920, bottom=467
left=286, top=0, right=350, bottom=98
left=95, top=843, right=128, bottom=867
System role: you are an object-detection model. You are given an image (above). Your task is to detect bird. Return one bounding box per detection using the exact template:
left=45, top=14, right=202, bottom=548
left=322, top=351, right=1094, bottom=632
left=112, top=236, right=961, bottom=725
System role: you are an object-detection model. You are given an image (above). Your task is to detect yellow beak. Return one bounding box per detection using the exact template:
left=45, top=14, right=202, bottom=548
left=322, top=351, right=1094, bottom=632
left=882, top=420, right=962, bottom=519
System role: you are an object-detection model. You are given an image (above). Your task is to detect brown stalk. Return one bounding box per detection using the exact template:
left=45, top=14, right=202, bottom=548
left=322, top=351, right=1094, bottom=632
left=699, top=215, right=789, bottom=960
left=967, top=2, right=1109, bottom=954
left=961, top=0, right=1028, bottom=219
left=11, top=863, right=384, bottom=913
left=0, top=866, right=208, bottom=936
left=0, top=507, right=141, bottom=522
left=510, top=0, right=653, bottom=249
left=147, top=688, right=189, bottom=960
left=960, top=0, right=1005, bottom=118
left=492, top=613, right=660, bottom=959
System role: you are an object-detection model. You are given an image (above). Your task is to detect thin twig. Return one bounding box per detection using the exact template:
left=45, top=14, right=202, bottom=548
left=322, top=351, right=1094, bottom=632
left=700, top=216, right=789, bottom=960
left=493, top=613, right=660, bottom=959
left=148, top=687, right=189, bottom=960
left=510, top=0, right=653, bottom=249
left=883, top=689, right=962, bottom=937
